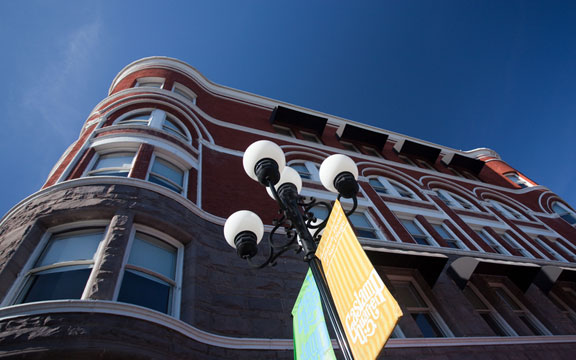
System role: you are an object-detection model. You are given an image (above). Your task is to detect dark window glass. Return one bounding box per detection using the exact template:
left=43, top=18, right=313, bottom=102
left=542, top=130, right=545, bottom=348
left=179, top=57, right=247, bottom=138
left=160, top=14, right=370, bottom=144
left=518, top=315, right=544, bottom=335
left=22, top=268, right=91, bottom=303
left=412, top=313, right=443, bottom=337
left=480, top=313, right=507, bottom=336
left=118, top=270, right=171, bottom=314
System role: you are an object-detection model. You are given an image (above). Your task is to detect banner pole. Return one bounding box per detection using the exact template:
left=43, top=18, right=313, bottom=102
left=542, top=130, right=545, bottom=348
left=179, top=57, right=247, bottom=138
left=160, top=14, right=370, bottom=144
left=309, top=257, right=354, bottom=360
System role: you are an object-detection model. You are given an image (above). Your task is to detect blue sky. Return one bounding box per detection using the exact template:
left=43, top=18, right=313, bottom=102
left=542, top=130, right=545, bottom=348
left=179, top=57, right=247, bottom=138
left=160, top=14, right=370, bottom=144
left=1, top=0, right=575, bottom=216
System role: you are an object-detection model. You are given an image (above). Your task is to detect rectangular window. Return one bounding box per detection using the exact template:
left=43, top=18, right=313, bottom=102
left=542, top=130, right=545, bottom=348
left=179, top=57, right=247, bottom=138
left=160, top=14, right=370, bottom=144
left=349, top=213, right=379, bottom=239
left=148, top=157, right=185, bottom=194
left=136, top=77, right=164, bottom=88
left=17, top=229, right=105, bottom=304
left=363, top=146, right=382, bottom=158
left=391, top=279, right=451, bottom=337
left=172, top=83, right=197, bottom=104
left=491, top=284, right=550, bottom=336
left=416, top=159, right=435, bottom=171
left=505, top=173, right=531, bottom=188
left=290, top=163, right=313, bottom=180
left=369, top=178, right=389, bottom=194
left=463, top=285, right=513, bottom=336
left=300, top=131, right=322, bottom=144
left=401, top=219, right=431, bottom=245
left=398, top=155, right=416, bottom=166
left=272, top=125, right=294, bottom=138
left=475, top=230, right=509, bottom=255
left=340, top=141, right=359, bottom=153
left=88, top=152, right=135, bottom=177
left=500, top=232, right=532, bottom=258
left=432, top=223, right=460, bottom=249
left=118, top=232, right=178, bottom=315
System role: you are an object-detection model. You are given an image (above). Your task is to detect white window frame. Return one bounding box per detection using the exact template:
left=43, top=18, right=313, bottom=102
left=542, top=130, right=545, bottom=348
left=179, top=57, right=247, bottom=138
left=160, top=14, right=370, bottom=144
left=86, top=150, right=137, bottom=178
left=489, top=200, right=527, bottom=221
left=299, top=131, right=322, bottom=144
left=340, top=141, right=360, bottom=153
left=534, top=236, right=569, bottom=262
left=398, top=154, right=416, bottom=166
left=431, top=222, right=467, bottom=249
left=2, top=220, right=110, bottom=307
left=146, top=153, right=189, bottom=196
left=463, top=283, right=517, bottom=336
left=499, top=232, right=533, bottom=259
left=114, top=225, right=183, bottom=318
left=552, top=202, right=576, bottom=226
left=489, top=283, right=552, bottom=336
left=288, top=161, right=320, bottom=182
left=474, top=229, right=511, bottom=255
left=136, top=77, right=165, bottom=89
left=371, top=176, right=417, bottom=199
left=114, top=109, right=191, bottom=144
left=400, top=218, right=438, bottom=246
left=171, top=82, right=197, bottom=104
left=416, top=159, right=435, bottom=171
left=308, top=206, right=383, bottom=241
left=504, top=172, right=532, bottom=188
left=434, top=189, right=477, bottom=211
left=272, top=125, right=295, bottom=138
left=389, top=274, right=454, bottom=338
left=362, top=146, right=382, bottom=158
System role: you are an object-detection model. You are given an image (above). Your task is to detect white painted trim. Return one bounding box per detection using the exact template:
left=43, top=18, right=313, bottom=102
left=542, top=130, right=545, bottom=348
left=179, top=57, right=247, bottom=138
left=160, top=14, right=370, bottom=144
left=90, top=133, right=198, bottom=169
left=1, top=301, right=573, bottom=350
left=107, top=57, right=501, bottom=157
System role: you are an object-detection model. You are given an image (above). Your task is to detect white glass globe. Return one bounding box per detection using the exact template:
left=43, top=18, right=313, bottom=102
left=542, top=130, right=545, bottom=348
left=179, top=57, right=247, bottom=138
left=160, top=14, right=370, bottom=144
left=266, top=166, right=303, bottom=199
left=319, top=154, right=358, bottom=193
left=223, top=210, right=264, bottom=248
left=242, top=140, right=286, bottom=181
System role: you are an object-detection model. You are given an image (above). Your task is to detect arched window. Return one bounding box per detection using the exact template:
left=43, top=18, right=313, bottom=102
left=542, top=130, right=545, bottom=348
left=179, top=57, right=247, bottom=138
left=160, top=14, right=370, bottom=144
left=369, top=177, right=417, bottom=199
left=289, top=161, right=319, bottom=181
left=434, top=189, right=476, bottom=211
left=552, top=202, right=576, bottom=225
left=115, top=109, right=191, bottom=143
left=488, top=200, right=527, bottom=220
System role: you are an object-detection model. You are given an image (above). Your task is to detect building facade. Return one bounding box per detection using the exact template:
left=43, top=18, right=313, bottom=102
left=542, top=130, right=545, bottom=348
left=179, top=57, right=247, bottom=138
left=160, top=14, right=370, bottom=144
left=0, top=57, right=575, bottom=359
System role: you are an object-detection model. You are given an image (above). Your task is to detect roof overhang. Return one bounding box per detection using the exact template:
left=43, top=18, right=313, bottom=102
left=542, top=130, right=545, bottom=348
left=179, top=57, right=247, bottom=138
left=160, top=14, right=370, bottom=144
left=336, top=124, right=389, bottom=151
left=269, top=106, right=327, bottom=136
left=449, top=257, right=540, bottom=292
left=442, top=152, right=485, bottom=175
left=365, top=247, right=448, bottom=286
left=534, top=266, right=576, bottom=293
left=393, top=139, right=441, bottom=163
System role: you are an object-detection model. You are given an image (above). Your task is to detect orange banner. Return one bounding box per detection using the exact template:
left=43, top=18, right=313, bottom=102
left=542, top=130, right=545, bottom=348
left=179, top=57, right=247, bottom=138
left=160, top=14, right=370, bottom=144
left=316, top=201, right=403, bottom=360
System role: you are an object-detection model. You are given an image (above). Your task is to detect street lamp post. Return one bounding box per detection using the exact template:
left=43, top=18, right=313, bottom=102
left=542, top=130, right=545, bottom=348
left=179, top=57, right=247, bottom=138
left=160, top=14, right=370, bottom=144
left=223, top=140, right=361, bottom=360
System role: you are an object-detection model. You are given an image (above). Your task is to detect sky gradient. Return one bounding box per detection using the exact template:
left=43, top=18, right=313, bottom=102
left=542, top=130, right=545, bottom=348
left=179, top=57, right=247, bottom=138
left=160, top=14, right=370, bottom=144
left=1, top=0, right=575, bottom=216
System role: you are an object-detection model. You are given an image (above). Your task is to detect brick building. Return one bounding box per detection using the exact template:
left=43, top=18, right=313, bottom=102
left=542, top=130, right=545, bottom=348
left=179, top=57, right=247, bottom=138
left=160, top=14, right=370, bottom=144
left=0, top=57, right=575, bottom=359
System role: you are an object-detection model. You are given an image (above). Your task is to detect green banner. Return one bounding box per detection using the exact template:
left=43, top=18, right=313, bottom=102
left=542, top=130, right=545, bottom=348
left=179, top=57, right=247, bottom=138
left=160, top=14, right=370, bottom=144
left=292, top=269, right=337, bottom=360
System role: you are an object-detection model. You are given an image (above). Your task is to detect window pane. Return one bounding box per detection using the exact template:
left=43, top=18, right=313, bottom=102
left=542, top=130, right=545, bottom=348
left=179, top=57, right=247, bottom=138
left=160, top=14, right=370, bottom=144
left=138, top=82, right=162, bottom=88
left=412, top=313, right=443, bottom=337
left=480, top=313, right=508, bottom=336
left=391, top=183, right=413, bottom=198
left=463, top=287, right=489, bottom=310
left=369, top=179, right=388, bottom=194
left=118, top=112, right=151, bottom=125
left=494, top=288, right=522, bottom=311
left=432, top=224, right=450, bottom=239
left=394, top=282, right=426, bottom=308
left=163, top=118, right=188, bottom=140
left=290, top=164, right=312, bottom=179
left=518, top=315, right=544, bottom=335
left=94, top=153, right=134, bottom=171
left=128, top=234, right=177, bottom=279
left=37, top=230, right=104, bottom=267
left=22, top=268, right=91, bottom=303
left=173, top=87, right=195, bottom=101
left=401, top=220, right=425, bottom=236
left=151, top=158, right=184, bottom=186
left=118, top=270, right=171, bottom=314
